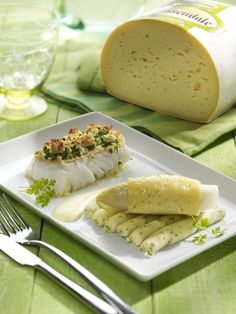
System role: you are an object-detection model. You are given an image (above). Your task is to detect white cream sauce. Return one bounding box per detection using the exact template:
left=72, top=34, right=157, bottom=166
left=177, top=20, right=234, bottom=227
left=52, top=190, right=100, bottom=222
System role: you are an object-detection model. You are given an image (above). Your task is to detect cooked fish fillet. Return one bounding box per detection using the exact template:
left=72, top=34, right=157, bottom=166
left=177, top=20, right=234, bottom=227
left=26, top=146, right=130, bottom=196
left=25, top=124, right=130, bottom=196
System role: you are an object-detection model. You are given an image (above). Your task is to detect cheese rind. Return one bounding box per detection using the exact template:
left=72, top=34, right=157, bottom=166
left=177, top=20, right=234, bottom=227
left=101, top=2, right=236, bottom=123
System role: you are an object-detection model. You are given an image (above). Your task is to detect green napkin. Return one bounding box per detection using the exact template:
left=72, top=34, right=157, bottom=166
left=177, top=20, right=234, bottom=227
left=76, top=49, right=106, bottom=93
left=43, top=58, right=236, bottom=156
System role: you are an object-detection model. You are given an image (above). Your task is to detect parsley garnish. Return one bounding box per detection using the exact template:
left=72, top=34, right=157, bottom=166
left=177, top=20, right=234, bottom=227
left=24, top=178, right=56, bottom=207
left=211, top=226, right=227, bottom=238
left=191, top=215, right=226, bottom=245
left=191, top=216, right=209, bottom=244
left=192, top=233, right=207, bottom=245
left=192, top=216, right=209, bottom=231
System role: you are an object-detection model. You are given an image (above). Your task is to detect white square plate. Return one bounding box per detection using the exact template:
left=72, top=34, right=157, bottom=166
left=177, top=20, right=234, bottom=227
left=0, top=112, right=236, bottom=281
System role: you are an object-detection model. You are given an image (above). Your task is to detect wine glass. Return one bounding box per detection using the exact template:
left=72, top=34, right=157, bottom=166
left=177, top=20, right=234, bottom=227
left=0, top=2, right=60, bottom=121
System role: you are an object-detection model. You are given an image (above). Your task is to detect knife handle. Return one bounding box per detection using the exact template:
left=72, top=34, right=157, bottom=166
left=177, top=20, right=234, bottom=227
left=27, top=240, right=136, bottom=314
left=36, top=260, right=116, bottom=314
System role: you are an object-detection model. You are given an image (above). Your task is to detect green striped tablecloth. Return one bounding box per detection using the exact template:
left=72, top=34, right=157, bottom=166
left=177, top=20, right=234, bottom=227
left=43, top=70, right=236, bottom=156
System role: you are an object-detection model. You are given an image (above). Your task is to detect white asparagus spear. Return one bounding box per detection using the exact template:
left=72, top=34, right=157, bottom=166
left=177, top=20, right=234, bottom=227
left=200, top=185, right=219, bottom=210
left=116, top=215, right=157, bottom=238
left=104, top=213, right=137, bottom=232
left=92, top=207, right=121, bottom=227
left=83, top=199, right=100, bottom=219
left=127, top=215, right=184, bottom=246
left=140, top=207, right=226, bottom=256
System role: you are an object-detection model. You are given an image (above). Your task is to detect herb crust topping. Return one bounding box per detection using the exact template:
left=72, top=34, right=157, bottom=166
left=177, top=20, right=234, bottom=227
left=35, top=124, right=125, bottom=162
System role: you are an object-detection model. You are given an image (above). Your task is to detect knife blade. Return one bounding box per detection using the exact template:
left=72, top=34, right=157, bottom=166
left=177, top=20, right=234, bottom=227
left=0, top=233, right=40, bottom=265
left=0, top=234, right=116, bottom=314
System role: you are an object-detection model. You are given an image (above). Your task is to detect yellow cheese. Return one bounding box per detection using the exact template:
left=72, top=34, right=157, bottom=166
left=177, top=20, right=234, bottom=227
left=127, top=175, right=202, bottom=215
left=101, top=1, right=236, bottom=123
left=95, top=174, right=218, bottom=216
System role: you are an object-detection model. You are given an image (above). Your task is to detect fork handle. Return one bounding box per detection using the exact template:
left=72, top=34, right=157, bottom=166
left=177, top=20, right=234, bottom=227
left=26, top=240, right=135, bottom=314
left=36, top=260, right=116, bottom=314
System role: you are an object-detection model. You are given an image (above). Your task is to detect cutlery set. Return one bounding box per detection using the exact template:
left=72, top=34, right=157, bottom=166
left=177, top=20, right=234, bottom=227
left=0, top=193, right=135, bottom=314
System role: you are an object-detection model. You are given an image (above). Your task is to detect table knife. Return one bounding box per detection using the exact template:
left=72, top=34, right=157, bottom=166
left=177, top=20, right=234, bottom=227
left=0, top=234, right=116, bottom=314
left=27, top=239, right=136, bottom=314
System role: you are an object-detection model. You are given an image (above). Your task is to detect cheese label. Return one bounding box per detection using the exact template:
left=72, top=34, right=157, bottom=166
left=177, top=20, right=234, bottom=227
left=144, top=1, right=228, bottom=32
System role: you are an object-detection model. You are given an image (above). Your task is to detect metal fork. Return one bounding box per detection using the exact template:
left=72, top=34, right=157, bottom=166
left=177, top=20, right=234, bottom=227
left=0, top=193, right=135, bottom=314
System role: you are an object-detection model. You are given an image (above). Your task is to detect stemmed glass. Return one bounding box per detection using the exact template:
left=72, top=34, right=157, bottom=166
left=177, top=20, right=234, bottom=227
left=0, top=2, right=60, bottom=121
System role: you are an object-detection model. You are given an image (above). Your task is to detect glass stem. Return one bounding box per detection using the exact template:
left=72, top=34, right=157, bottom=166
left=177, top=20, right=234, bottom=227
left=6, top=90, right=31, bottom=109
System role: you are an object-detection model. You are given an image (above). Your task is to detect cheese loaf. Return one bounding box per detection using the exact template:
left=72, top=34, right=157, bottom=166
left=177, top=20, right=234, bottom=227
left=101, top=1, right=236, bottom=123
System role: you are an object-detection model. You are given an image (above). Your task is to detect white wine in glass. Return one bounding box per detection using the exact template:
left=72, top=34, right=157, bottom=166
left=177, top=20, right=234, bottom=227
left=0, top=2, right=60, bottom=121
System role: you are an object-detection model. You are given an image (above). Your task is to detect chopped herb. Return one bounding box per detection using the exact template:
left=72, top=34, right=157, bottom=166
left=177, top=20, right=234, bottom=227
left=192, top=216, right=209, bottom=231
left=35, top=124, right=124, bottom=161
left=192, top=233, right=207, bottom=245
left=23, top=178, right=56, bottom=207
left=211, top=226, right=227, bottom=238
left=191, top=216, right=209, bottom=244
left=191, top=215, right=226, bottom=245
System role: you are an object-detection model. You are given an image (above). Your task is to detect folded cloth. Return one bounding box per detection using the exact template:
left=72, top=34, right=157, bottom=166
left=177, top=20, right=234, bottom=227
left=43, top=62, right=236, bottom=156
left=76, top=49, right=106, bottom=93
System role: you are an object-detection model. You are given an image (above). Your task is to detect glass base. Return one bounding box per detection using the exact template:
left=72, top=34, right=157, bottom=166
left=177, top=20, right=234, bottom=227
left=0, top=95, right=48, bottom=121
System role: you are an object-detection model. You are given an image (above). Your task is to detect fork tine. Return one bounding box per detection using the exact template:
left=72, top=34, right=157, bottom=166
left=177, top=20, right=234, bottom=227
left=0, top=200, right=17, bottom=233
left=0, top=220, right=10, bottom=236
left=2, top=193, right=29, bottom=229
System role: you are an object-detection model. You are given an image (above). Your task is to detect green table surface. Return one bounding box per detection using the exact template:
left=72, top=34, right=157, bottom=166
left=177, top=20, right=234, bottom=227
left=1, top=26, right=236, bottom=314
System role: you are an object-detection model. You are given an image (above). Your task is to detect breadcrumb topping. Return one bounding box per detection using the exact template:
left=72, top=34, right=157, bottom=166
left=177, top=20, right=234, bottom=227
left=35, top=124, right=126, bottom=162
